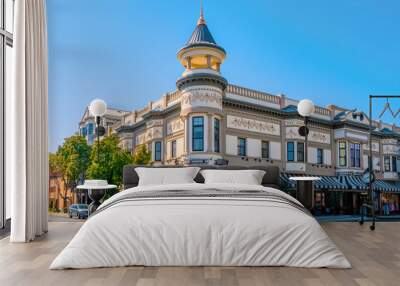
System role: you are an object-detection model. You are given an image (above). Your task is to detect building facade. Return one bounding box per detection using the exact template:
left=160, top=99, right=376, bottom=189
left=79, top=107, right=129, bottom=145
left=80, top=9, right=400, bottom=215
left=49, top=172, right=78, bottom=212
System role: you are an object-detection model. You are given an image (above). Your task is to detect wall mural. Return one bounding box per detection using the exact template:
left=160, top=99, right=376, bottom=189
left=227, top=115, right=280, bottom=136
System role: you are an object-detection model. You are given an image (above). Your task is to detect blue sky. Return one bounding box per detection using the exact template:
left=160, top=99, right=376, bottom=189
left=47, top=0, right=400, bottom=152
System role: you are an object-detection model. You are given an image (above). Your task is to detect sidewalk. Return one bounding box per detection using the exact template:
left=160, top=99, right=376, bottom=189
left=316, top=214, right=400, bottom=222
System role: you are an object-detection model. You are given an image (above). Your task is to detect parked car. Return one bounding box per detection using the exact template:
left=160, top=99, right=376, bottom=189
left=68, top=204, right=89, bottom=219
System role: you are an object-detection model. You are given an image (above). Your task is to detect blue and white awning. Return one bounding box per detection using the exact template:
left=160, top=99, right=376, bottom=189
left=280, top=173, right=347, bottom=191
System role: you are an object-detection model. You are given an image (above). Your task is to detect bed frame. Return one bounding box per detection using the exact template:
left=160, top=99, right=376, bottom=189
left=123, top=165, right=281, bottom=190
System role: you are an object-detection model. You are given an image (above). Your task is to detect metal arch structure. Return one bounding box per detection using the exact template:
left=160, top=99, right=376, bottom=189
left=360, top=95, right=400, bottom=231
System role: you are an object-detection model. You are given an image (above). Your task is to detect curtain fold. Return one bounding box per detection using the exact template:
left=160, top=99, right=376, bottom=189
left=9, top=0, right=48, bottom=242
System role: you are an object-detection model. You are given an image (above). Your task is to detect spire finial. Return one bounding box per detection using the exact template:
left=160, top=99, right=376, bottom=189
left=197, top=0, right=206, bottom=25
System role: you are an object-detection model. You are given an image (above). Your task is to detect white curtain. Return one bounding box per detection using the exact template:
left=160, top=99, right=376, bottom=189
left=8, top=0, right=48, bottom=242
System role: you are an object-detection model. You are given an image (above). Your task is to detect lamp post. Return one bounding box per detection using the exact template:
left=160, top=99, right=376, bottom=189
left=89, top=99, right=107, bottom=161
left=297, top=99, right=315, bottom=165
left=295, top=99, right=315, bottom=210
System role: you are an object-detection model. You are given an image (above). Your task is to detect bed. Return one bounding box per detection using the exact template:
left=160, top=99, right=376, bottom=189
left=50, top=165, right=350, bottom=269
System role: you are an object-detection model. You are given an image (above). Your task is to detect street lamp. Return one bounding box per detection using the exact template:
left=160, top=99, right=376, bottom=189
left=89, top=99, right=107, bottom=161
left=297, top=99, right=315, bottom=163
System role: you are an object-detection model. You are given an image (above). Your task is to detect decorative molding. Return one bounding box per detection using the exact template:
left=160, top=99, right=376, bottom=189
left=167, top=118, right=184, bottom=135
left=146, top=120, right=163, bottom=128
left=181, top=87, right=223, bottom=111
left=284, top=119, right=304, bottom=126
left=135, top=127, right=163, bottom=145
left=285, top=127, right=330, bottom=144
left=227, top=115, right=280, bottom=136
left=363, top=141, right=379, bottom=152
left=382, top=144, right=400, bottom=154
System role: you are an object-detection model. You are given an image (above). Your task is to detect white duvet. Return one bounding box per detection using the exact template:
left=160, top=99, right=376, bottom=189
left=50, top=183, right=351, bottom=269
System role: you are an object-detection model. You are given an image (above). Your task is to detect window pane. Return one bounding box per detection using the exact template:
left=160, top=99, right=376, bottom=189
left=171, top=140, right=176, bottom=158
left=297, top=142, right=304, bottom=162
left=214, top=118, right=220, bottom=153
left=384, top=156, right=391, bottom=172
left=155, top=142, right=162, bottom=161
left=0, top=0, right=3, bottom=29
left=339, top=141, right=347, bottom=166
left=238, top=138, right=246, bottom=156
left=392, top=156, right=397, bottom=172
left=287, top=142, right=294, bottom=161
left=261, top=141, right=269, bottom=159
left=5, top=44, right=12, bottom=220
left=192, top=117, right=204, bottom=151
left=5, top=0, right=14, bottom=33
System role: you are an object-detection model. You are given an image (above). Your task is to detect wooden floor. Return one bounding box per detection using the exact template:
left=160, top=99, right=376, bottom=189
left=0, top=222, right=399, bottom=286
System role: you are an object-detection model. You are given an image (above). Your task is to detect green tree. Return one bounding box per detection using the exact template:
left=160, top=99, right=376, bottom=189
left=87, top=134, right=133, bottom=189
left=56, top=136, right=91, bottom=207
left=132, top=144, right=151, bottom=165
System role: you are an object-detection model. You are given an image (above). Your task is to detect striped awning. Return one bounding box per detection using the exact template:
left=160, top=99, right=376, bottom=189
left=280, top=173, right=347, bottom=191
left=280, top=173, right=400, bottom=193
left=335, top=176, right=400, bottom=193
left=374, top=180, right=400, bottom=193
left=338, top=175, right=368, bottom=192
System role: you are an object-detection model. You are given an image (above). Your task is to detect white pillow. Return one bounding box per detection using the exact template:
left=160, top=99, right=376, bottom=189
left=135, top=167, right=200, bottom=186
left=200, top=169, right=266, bottom=185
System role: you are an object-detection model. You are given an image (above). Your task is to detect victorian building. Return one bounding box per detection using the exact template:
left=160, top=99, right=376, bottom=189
left=80, top=8, right=400, bottom=215
left=79, top=107, right=129, bottom=145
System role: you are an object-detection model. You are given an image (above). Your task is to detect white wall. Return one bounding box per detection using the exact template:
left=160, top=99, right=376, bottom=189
left=363, top=155, right=368, bottom=170
left=226, top=135, right=237, bottom=155
left=270, top=141, right=281, bottom=160
left=324, top=150, right=332, bottom=165
left=166, top=141, right=171, bottom=159
left=247, top=138, right=261, bottom=157
left=373, top=156, right=380, bottom=171
left=308, top=147, right=317, bottom=164
left=176, top=138, right=184, bottom=157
